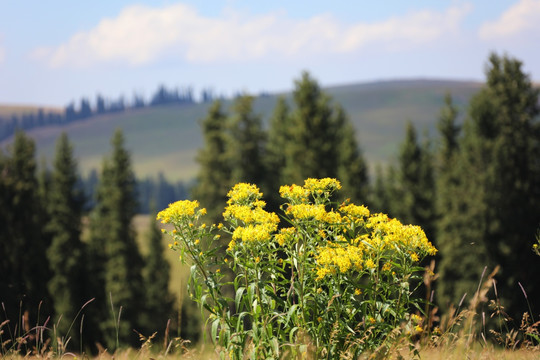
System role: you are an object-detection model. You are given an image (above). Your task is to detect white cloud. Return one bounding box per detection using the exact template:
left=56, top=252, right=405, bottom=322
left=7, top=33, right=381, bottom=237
left=32, top=2, right=472, bottom=68
left=479, top=0, right=540, bottom=40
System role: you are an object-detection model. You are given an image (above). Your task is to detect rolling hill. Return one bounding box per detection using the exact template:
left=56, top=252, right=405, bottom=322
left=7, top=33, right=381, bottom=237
left=0, top=79, right=482, bottom=181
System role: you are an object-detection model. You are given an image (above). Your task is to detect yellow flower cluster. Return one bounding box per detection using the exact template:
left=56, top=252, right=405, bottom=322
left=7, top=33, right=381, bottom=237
left=223, top=204, right=278, bottom=224
left=227, top=183, right=263, bottom=205
left=316, top=244, right=364, bottom=279
left=285, top=204, right=326, bottom=220
left=275, top=227, right=297, bottom=246
left=232, top=223, right=278, bottom=244
left=339, top=203, right=370, bottom=220
left=223, top=183, right=279, bottom=249
left=314, top=209, right=437, bottom=279
left=279, top=184, right=309, bottom=203
left=365, top=214, right=437, bottom=256
left=303, top=178, right=342, bottom=193
left=157, top=200, right=203, bottom=224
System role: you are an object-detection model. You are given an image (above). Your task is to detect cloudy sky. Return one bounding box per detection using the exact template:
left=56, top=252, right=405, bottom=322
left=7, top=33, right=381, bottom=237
left=1, top=0, right=539, bottom=107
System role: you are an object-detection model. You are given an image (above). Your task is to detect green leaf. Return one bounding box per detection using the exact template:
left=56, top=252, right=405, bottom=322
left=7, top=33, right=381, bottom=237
left=235, top=287, right=246, bottom=310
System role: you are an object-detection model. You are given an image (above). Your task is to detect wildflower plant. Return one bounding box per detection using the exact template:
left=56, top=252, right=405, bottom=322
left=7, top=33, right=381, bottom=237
left=158, top=178, right=437, bottom=359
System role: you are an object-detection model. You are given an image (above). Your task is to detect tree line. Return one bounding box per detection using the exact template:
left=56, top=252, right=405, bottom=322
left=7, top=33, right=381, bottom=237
left=0, top=52, right=538, bottom=354
left=0, top=84, right=222, bottom=141
left=0, top=130, right=195, bottom=353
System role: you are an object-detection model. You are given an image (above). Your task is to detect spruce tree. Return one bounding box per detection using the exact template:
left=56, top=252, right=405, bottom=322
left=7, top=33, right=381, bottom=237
left=335, top=104, right=369, bottom=204
left=46, top=132, right=86, bottom=346
left=281, top=72, right=340, bottom=184
left=88, top=129, right=145, bottom=348
left=265, top=96, right=291, bottom=209
left=140, top=212, right=175, bottom=338
left=191, top=100, right=231, bottom=224
left=371, top=164, right=391, bottom=213
left=228, top=95, right=266, bottom=186
left=393, top=122, right=436, bottom=240
left=0, top=131, right=51, bottom=327
left=278, top=71, right=368, bottom=196
left=438, top=54, right=540, bottom=319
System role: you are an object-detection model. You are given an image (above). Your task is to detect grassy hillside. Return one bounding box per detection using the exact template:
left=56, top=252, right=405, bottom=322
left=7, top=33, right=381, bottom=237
left=0, top=79, right=482, bottom=181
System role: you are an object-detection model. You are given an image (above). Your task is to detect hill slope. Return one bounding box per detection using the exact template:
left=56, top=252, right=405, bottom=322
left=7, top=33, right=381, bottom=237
left=0, top=79, right=482, bottom=180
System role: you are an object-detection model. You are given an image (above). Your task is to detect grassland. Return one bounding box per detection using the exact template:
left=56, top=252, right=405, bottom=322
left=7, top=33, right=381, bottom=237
left=0, top=79, right=482, bottom=181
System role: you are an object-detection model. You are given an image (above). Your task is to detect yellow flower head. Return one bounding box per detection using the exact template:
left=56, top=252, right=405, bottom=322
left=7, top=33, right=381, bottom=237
left=303, top=178, right=342, bottom=194
left=227, top=183, right=263, bottom=205
left=157, top=200, right=200, bottom=224
left=279, top=184, right=310, bottom=203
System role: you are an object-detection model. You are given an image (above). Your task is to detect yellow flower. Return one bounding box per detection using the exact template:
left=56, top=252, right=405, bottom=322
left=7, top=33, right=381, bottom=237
left=364, top=258, right=376, bottom=270
left=339, top=203, right=370, bottom=219
left=303, top=178, right=342, bottom=193
left=194, top=239, right=200, bottom=245
left=227, top=183, right=263, bottom=205
left=217, top=223, right=224, bottom=229
left=279, top=184, right=309, bottom=202
left=157, top=200, right=200, bottom=224
left=414, top=325, right=423, bottom=334
left=255, top=257, right=260, bottom=263
left=354, top=288, right=362, bottom=296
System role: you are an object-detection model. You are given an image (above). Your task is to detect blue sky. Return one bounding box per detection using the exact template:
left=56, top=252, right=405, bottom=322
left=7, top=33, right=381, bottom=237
left=1, top=0, right=539, bottom=107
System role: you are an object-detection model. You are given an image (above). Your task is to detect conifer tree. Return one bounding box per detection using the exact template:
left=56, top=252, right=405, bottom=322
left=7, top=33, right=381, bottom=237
left=88, top=129, right=144, bottom=348
left=371, top=164, right=391, bottom=213
left=438, top=54, right=540, bottom=317
left=265, top=96, right=291, bottom=209
left=393, top=122, right=436, bottom=240
left=335, top=104, right=369, bottom=204
left=191, top=100, right=231, bottom=224
left=0, top=131, right=51, bottom=325
left=228, top=95, right=266, bottom=186
left=277, top=71, right=368, bottom=199
left=46, top=133, right=86, bottom=345
left=281, top=72, right=340, bottom=184
left=140, top=212, right=175, bottom=338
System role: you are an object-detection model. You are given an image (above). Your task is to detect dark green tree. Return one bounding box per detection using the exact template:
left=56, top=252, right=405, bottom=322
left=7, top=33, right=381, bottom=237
left=140, top=212, right=175, bottom=338
left=335, top=104, right=369, bottom=204
left=88, top=129, right=145, bottom=348
left=0, top=131, right=51, bottom=329
left=265, top=96, right=291, bottom=209
left=228, top=95, right=266, bottom=186
left=392, top=122, right=436, bottom=240
left=46, top=133, right=86, bottom=346
left=274, top=71, right=368, bottom=200
left=438, top=54, right=540, bottom=318
left=370, top=164, right=392, bottom=214
left=281, top=72, right=340, bottom=184
left=191, top=100, right=232, bottom=224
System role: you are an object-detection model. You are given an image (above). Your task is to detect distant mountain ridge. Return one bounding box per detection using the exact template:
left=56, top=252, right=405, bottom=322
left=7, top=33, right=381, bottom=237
left=0, top=78, right=483, bottom=181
